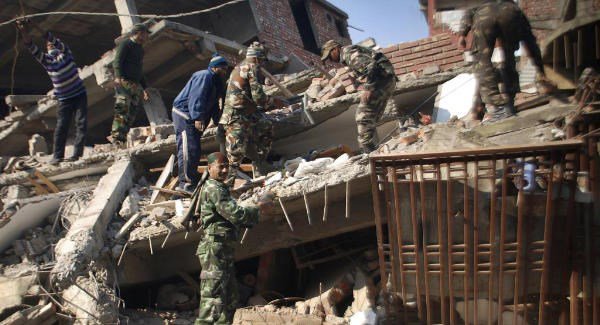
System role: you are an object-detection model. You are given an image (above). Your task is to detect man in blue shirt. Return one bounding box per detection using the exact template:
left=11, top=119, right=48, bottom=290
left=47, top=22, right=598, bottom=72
left=172, top=55, right=229, bottom=192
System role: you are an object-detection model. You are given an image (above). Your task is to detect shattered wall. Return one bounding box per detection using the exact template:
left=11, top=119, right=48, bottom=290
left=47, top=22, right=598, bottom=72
left=381, top=32, right=465, bottom=78
left=252, top=0, right=351, bottom=67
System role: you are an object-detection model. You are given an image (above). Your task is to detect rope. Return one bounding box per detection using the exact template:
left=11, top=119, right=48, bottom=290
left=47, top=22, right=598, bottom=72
left=0, top=0, right=247, bottom=28
left=9, top=0, right=26, bottom=95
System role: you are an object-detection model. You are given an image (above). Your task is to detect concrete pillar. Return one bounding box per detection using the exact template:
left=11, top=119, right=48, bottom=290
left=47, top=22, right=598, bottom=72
left=51, top=158, right=134, bottom=289
left=143, top=88, right=171, bottom=127
left=114, top=0, right=140, bottom=34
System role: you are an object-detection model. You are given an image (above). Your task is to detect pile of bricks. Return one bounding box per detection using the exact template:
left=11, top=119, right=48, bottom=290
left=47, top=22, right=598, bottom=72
left=381, top=32, right=465, bottom=78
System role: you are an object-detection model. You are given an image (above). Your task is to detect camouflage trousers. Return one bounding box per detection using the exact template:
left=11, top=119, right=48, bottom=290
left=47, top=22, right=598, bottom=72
left=472, top=3, right=522, bottom=111
left=223, top=113, right=273, bottom=168
left=356, top=75, right=396, bottom=152
left=195, top=236, right=238, bottom=325
left=111, top=80, right=144, bottom=142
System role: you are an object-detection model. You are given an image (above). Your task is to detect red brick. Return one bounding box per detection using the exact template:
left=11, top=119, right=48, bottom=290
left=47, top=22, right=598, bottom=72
left=345, top=84, right=358, bottom=93
left=394, top=68, right=408, bottom=75
left=393, top=61, right=415, bottom=69
left=420, top=47, right=443, bottom=57
left=398, top=40, right=420, bottom=50
left=390, top=56, right=404, bottom=64
left=381, top=45, right=399, bottom=54
left=391, top=48, right=412, bottom=57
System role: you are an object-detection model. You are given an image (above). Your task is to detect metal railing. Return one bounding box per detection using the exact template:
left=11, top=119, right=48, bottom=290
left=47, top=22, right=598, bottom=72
left=370, top=140, right=591, bottom=324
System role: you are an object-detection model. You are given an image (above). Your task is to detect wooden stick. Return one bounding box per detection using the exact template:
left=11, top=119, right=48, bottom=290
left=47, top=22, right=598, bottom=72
left=303, top=191, right=312, bottom=225
left=161, top=229, right=172, bottom=248
left=322, top=184, right=329, bottom=222
left=34, top=170, right=60, bottom=193
left=184, top=231, right=189, bottom=239
left=240, top=228, right=249, bottom=244
left=117, top=242, right=128, bottom=266
left=28, top=177, right=48, bottom=195
left=259, top=66, right=295, bottom=98
left=149, top=186, right=191, bottom=197
left=148, top=235, right=153, bottom=255
left=278, top=197, right=294, bottom=232
left=345, top=180, right=351, bottom=219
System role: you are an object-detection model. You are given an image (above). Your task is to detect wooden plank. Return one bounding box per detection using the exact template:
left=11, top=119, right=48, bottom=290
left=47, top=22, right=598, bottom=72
left=197, top=164, right=253, bottom=173
left=27, top=177, right=48, bottom=195
left=150, top=154, right=175, bottom=204
left=149, top=186, right=191, bottom=197
left=33, top=170, right=60, bottom=193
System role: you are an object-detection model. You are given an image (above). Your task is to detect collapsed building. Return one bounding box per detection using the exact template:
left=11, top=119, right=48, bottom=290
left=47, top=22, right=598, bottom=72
left=0, top=0, right=599, bottom=324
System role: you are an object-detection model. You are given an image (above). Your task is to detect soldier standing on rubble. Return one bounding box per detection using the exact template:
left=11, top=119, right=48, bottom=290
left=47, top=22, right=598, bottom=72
left=321, top=40, right=397, bottom=153
left=110, top=23, right=150, bottom=146
left=15, top=20, right=88, bottom=165
left=172, top=54, right=228, bottom=193
left=220, top=42, right=274, bottom=185
left=458, top=0, right=553, bottom=123
left=193, top=152, right=271, bottom=324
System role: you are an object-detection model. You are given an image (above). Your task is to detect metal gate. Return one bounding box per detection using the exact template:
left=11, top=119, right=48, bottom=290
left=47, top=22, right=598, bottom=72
left=370, top=140, right=592, bottom=324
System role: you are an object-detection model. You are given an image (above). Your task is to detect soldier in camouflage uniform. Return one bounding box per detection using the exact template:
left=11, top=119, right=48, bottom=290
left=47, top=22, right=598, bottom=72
left=111, top=23, right=150, bottom=144
left=321, top=40, right=397, bottom=153
left=220, top=42, right=273, bottom=183
left=458, top=0, right=549, bottom=123
left=193, top=152, right=270, bottom=324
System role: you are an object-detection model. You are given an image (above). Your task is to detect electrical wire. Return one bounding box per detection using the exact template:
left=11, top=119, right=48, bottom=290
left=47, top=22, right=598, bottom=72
left=0, top=0, right=247, bottom=28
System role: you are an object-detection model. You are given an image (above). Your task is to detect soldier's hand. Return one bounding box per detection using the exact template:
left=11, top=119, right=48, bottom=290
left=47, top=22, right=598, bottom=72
left=143, top=90, right=150, bottom=101
left=194, top=120, right=205, bottom=132
left=360, top=90, right=373, bottom=103
left=458, top=36, right=467, bottom=51
left=15, top=19, right=26, bottom=30
left=257, top=191, right=275, bottom=215
left=113, top=78, right=122, bottom=87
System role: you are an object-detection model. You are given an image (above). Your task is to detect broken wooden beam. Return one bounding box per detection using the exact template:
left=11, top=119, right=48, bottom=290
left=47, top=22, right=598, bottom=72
left=149, top=186, right=191, bottom=197
left=150, top=154, right=175, bottom=204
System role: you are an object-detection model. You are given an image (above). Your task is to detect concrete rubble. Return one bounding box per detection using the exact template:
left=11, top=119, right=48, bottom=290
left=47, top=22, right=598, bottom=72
left=0, top=2, right=598, bottom=324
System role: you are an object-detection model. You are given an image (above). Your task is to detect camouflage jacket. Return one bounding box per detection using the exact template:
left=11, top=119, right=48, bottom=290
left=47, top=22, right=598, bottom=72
left=220, top=58, right=268, bottom=125
left=197, top=178, right=259, bottom=240
left=340, top=45, right=395, bottom=91
left=458, top=0, right=514, bottom=37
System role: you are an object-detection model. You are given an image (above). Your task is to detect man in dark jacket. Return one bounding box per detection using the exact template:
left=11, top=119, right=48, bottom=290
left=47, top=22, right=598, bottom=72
left=172, top=55, right=228, bottom=192
left=110, top=23, right=150, bottom=145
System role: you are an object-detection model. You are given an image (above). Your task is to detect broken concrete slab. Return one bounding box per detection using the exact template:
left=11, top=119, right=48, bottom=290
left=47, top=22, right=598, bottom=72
left=28, top=134, right=48, bottom=157
left=51, top=158, right=134, bottom=289
left=0, top=197, right=61, bottom=253
left=0, top=264, right=38, bottom=314
left=4, top=95, right=48, bottom=108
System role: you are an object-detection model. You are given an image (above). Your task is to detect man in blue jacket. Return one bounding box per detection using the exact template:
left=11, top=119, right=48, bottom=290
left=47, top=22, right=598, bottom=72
left=172, top=55, right=228, bottom=192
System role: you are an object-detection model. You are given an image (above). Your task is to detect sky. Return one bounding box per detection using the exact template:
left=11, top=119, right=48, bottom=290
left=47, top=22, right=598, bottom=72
left=327, top=0, right=430, bottom=47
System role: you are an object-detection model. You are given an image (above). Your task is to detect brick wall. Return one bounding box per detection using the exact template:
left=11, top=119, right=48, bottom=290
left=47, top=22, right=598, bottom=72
left=307, top=0, right=351, bottom=46
left=381, top=32, right=465, bottom=78
left=251, top=0, right=351, bottom=68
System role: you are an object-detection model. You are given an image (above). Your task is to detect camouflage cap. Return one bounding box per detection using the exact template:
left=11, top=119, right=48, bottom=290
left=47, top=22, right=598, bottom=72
left=207, top=152, right=227, bottom=165
left=320, top=40, right=341, bottom=61
left=246, top=41, right=267, bottom=59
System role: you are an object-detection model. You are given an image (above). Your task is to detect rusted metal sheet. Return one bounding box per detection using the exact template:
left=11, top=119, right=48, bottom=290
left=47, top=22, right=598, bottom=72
left=370, top=140, right=587, bottom=324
